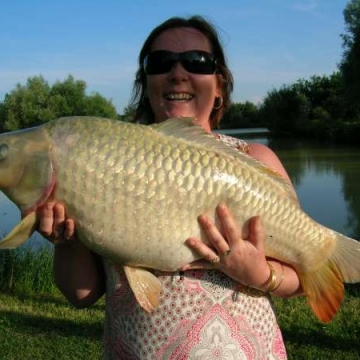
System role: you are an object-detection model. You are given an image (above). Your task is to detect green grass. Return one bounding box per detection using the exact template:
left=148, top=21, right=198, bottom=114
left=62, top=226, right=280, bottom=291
left=0, top=244, right=104, bottom=359
left=274, top=286, right=360, bottom=359
left=0, top=240, right=56, bottom=294
left=0, top=293, right=104, bottom=360
left=1, top=246, right=360, bottom=359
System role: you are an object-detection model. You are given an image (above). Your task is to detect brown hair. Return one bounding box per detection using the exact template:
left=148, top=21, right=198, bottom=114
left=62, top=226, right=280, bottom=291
left=130, top=15, right=234, bottom=129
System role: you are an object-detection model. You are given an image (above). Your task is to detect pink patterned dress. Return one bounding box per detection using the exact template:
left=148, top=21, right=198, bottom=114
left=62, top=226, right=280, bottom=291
left=102, top=135, right=287, bottom=360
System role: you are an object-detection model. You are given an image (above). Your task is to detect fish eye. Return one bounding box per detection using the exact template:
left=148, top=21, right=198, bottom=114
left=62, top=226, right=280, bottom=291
left=0, top=144, right=8, bottom=161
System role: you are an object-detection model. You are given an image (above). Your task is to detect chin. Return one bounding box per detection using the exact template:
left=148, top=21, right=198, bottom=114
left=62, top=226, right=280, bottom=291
left=166, top=112, right=195, bottom=120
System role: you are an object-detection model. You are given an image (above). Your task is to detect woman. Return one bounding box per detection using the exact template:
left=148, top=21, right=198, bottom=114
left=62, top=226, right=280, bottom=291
left=39, top=16, right=302, bottom=359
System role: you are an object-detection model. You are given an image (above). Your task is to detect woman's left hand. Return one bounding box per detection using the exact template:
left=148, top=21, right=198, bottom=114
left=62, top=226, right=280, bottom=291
left=181, top=204, right=271, bottom=289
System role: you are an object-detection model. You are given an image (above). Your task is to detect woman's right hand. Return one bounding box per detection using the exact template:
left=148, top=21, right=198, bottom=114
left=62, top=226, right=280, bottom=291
left=38, top=201, right=105, bottom=307
left=38, top=202, right=76, bottom=244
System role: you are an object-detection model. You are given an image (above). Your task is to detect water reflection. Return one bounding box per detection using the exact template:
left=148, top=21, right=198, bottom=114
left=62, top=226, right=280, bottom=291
left=245, top=136, right=360, bottom=240
left=0, top=194, right=49, bottom=248
left=0, top=194, right=21, bottom=235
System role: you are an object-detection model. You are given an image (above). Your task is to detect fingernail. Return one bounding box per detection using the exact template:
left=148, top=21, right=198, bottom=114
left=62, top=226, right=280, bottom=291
left=217, top=203, right=226, bottom=211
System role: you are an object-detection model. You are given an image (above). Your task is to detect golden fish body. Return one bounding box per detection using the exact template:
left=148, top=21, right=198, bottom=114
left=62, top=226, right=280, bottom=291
left=0, top=116, right=359, bottom=322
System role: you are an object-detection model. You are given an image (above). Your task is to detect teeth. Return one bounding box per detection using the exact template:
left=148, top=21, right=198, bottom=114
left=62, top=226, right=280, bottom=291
left=166, top=93, right=193, bottom=101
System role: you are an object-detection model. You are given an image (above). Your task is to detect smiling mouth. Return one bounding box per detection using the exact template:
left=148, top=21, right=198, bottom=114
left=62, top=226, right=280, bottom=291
left=165, top=93, right=194, bottom=102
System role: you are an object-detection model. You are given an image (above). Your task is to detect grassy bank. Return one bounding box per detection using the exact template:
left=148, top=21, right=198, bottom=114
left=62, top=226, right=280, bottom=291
left=0, top=293, right=104, bottom=359
left=274, top=286, right=360, bottom=359
left=0, top=246, right=359, bottom=359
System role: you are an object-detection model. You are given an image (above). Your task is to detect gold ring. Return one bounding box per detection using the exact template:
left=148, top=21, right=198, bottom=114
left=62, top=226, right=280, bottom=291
left=211, top=255, right=220, bottom=263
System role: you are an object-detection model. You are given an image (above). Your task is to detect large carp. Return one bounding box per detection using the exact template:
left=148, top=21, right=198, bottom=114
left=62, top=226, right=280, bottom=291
left=0, top=116, right=359, bottom=322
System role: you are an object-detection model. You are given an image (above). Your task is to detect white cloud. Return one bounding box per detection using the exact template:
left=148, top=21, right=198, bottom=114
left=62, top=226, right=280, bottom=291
left=293, top=1, right=318, bottom=13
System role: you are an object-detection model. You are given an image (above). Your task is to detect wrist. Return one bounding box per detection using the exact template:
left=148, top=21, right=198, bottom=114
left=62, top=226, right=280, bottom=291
left=252, top=261, right=284, bottom=294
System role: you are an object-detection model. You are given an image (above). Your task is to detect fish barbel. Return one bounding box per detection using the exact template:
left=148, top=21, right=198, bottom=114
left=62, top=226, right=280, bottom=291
left=0, top=116, right=359, bottom=322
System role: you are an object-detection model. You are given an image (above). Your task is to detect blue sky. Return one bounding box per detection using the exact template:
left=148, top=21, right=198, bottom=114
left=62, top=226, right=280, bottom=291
left=0, top=0, right=349, bottom=114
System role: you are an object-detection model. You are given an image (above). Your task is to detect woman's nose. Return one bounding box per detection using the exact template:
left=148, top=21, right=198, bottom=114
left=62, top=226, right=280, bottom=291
left=167, top=62, right=189, bottom=81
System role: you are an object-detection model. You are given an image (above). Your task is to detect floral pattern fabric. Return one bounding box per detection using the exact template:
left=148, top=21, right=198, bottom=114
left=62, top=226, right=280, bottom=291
left=103, top=267, right=287, bottom=360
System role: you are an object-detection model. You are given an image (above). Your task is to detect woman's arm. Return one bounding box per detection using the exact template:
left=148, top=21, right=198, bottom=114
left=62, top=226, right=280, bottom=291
left=39, top=202, right=105, bottom=308
left=248, top=142, right=291, bottom=181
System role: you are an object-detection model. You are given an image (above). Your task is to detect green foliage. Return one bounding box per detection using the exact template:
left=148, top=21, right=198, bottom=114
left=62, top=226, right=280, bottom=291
left=0, top=240, right=56, bottom=294
left=0, top=75, right=118, bottom=132
left=0, top=293, right=103, bottom=359
left=259, top=86, right=310, bottom=134
left=118, top=104, right=137, bottom=122
left=0, top=76, right=54, bottom=131
left=258, top=72, right=359, bottom=142
left=221, top=101, right=260, bottom=129
left=339, top=0, right=360, bottom=115
left=83, top=93, right=119, bottom=119
left=274, top=290, right=360, bottom=359
left=293, top=73, right=345, bottom=119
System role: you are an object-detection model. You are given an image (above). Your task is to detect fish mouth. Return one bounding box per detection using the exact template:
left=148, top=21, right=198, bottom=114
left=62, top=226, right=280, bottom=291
left=164, top=93, right=194, bottom=102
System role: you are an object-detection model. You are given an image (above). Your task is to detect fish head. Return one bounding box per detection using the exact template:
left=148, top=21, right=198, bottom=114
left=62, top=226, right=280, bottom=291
left=0, top=126, right=55, bottom=214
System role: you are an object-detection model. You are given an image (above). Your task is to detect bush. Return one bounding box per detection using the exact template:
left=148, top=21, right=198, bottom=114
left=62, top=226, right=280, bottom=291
left=0, top=239, right=56, bottom=294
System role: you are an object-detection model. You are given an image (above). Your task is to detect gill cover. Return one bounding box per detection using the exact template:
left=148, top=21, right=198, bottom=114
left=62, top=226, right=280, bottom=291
left=0, top=126, right=55, bottom=213
left=0, top=126, right=55, bottom=248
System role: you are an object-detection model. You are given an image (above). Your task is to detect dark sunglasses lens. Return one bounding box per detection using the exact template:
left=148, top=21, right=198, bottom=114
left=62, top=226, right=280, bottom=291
left=144, top=51, right=176, bottom=75
left=144, top=50, right=217, bottom=75
left=182, top=51, right=216, bottom=74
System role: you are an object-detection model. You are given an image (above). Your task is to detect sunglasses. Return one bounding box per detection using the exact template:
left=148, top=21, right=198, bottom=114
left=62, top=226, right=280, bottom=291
left=143, top=50, right=217, bottom=75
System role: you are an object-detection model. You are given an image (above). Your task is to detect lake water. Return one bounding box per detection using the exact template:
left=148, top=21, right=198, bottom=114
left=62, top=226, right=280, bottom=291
left=0, top=130, right=359, bottom=249
left=245, top=134, right=360, bottom=240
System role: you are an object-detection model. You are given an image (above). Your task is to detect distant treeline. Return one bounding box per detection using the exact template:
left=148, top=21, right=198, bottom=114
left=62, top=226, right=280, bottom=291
left=220, top=72, right=360, bottom=144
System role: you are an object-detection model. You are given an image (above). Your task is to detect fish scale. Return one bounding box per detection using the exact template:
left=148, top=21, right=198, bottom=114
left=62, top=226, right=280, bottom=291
left=0, top=116, right=360, bottom=322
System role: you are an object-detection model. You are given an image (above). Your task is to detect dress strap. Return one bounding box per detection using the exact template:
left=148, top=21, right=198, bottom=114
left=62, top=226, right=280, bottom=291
left=215, top=133, right=250, bottom=154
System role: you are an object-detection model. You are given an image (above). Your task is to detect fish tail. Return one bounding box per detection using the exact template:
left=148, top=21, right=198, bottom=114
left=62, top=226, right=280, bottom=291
left=301, top=232, right=360, bottom=323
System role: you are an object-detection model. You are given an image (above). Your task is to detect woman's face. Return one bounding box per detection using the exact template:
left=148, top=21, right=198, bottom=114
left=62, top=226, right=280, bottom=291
left=146, top=27, right=221, bottom=132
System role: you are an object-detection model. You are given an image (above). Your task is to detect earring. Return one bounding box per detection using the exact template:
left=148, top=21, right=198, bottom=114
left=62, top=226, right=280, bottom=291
left=213, top=96, right=223, bottom=110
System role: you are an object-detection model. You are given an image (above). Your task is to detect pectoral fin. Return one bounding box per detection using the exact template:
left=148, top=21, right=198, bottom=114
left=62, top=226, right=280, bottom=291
left=123, top=265, right=162, bottom=313
left=0, top=212, right=37, bottom=249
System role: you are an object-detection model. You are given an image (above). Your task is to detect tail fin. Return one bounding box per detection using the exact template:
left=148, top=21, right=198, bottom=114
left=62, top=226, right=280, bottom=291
left=301, top=232, right=360, bottom=323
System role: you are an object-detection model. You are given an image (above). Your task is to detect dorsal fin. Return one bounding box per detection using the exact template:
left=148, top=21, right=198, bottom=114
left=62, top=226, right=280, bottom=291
left=150, top=117, right=217, bottom=146
left=151, top=117, right=298, bottom=203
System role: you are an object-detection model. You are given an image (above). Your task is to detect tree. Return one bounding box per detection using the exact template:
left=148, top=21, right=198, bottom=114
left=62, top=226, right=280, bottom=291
left=0, top=76, right=54, bottom=131
left=48, top=75, right=88, bottom=117
left=292, top=73, right=347, bottom=129
left=0, top=75, right=118, bottom=131
left=221, top=101, right=260, bottom=129
left=259, top=86, right=310, bottom=134
left=119, top=104, right=137, bottom=122
left=339, top=0, right=360, bottom=116
left=83, top=93, right=119, bottom=119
